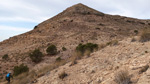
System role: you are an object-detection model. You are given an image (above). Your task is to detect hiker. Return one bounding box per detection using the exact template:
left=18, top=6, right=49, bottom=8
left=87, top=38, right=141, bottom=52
left=6, top=72, right=13, bottom=83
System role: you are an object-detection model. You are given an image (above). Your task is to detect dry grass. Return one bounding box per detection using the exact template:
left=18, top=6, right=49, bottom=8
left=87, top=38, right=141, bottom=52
left=99, top=43, right=107, bottom=49
left=12, top=70, right=36, bottom=84
left=70, top=60, right=77, bottom=66
left=37, top=59, right=67, bottom=78
left=107, top=40, right=118, bottom=46
left=11, top=59, right=67, bottom=84
left=140, top=28, right=150, bottom=42
left=73, top=51, right=83, bottom=60
left=69, top=50, right=88, bottom=66
left=114, top=70, right=131, bottom=84
left=12, top=54, right=78, bottom=84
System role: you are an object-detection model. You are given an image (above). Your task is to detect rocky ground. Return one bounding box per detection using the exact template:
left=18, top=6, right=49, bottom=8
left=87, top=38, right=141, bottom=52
left=34, top=37, right=150, bottom=84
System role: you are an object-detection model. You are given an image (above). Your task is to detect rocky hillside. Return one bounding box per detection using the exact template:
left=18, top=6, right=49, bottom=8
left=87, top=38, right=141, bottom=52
left=35, top=37, right=150, bottom=84
left=1, top=3, right=150, bottom=57
left=1, top=3, right=150, bottom=84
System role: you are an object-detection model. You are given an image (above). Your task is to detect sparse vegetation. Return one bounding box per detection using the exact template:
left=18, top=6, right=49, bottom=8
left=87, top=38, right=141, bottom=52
left=99, top=43, right=107, bottom=49
left=95, top=27, right=100, bottom=30
left=115, top=70, right=131, bottom=84
left=29, top=49, right=43, bottom=63
left=59, top=71, right=68, bottom=80
left=140, top=28, right=150, bottom=42
left=13, top=64, right=29, bottom=76
left=106, top=40, right=118, bottom=46
left=70, top=60, right=77, bottom=66
left=62, top=47, right=67, bottom=51
left=131, top=37, right=136, bottom=42
left=46, top=45, right=57, bottom=55
left=2, top=54, right=8, bottom=60
left=37, top=59, right=67, bottom=79
left=76, top=43, right=98, bottom=55
left=11, top=70, right=36, bottom=84
left=56, top=57, right=62, bottom=62
left=139, top=65, right=149, bottom=74
left=72, top=51, right=83, bottom=60
left=134, top=30, right=138, bottom=35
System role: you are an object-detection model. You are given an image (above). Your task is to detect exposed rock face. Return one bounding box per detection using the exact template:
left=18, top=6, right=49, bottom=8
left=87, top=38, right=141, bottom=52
left=0, top=3, right=150, bottom=83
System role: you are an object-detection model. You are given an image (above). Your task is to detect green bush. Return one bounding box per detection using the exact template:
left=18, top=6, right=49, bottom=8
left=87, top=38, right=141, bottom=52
left=13, top=64, right=29, bottom=76
left=134, top=30, right=138, bottom=35
left=46, top=45, right=57, bottom=55
left=29, top=49, right=43, bottom=63
left=62, top=47, right=67, bottom=51
left=2, top=54, right=8, bottom=60
left=76, top=43, right=98, bottom=55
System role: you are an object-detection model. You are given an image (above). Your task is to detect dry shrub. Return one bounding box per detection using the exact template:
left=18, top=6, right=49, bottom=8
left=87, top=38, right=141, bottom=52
left=84, top=50, right=91, bottom=57
left=140, top=28, right=150, bottom=42
left=139, top=65, right=149, bottom=74
left=114, top=70, right=131, bottom=84
left=69, top=56, right=77, bottom=66
left=69, top=52, right=78, bottom=66
left=107, top=40, right=118, bottom=46
left=2, top=54, right=9, bottom=60
left=134, top=30, right=138, bottom=35
left=99, top=43, right=107, bottom=49
left=12, top=70, right=36, bottom=84
left=73, top=51, right=83, bottom=60
left=70, top=60, right=77, bottom=66
left=56, top=57, right=62, bottom=62
left=131, top=37, right=136, bottom=42
left=62, top=47, right=67, bottom=51
left=59, top=71, right=68, bottom=80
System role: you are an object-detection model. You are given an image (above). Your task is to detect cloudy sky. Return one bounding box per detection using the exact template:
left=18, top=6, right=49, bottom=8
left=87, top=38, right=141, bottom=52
left=0, top=0, right=150, bottom=41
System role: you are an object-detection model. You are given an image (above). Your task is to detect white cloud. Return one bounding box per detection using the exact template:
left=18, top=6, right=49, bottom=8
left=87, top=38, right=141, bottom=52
left=0, top=25, right=31, bottom=32
left=0, top=0, right=150, bottom=41
left=0, top=25, right=32, bottom=41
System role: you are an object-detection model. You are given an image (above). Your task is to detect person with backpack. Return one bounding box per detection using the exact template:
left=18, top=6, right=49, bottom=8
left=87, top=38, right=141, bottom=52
left=6, top=72, right=13, bottom=83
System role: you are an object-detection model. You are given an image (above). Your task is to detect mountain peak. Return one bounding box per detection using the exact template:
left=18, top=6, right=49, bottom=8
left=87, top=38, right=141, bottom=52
left=72, top=3, right=87, bottom=7
left=62, top=3, right=104, bottom=16
left=44, top=3, right=105, bottom=23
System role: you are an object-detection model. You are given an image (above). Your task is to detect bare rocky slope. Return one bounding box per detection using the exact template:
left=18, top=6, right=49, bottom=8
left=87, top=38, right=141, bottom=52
left=0, top=3, right=150, bottom=84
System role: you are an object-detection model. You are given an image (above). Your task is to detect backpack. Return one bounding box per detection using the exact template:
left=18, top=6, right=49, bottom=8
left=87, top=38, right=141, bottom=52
left=6, top=73, right=10, bottom=78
